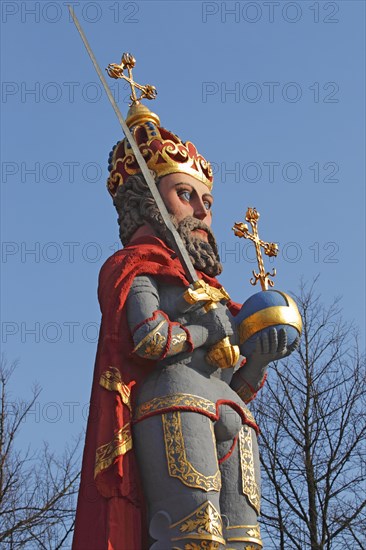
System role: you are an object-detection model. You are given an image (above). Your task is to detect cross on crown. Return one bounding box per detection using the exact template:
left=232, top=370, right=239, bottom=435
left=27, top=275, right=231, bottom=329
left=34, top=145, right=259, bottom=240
left=106, top=52, right=157, bottom=106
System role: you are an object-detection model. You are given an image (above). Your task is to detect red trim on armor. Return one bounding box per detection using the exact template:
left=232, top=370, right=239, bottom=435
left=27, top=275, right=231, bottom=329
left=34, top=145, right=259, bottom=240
left=242, top=373, right=268, bottom=404
left=133, top=400, right=259, bottom=435
left=241, top=378, right=256, bottom=394
left=132, top=406, right=217, bottom=425
left=240, top=378, right=257, bottom=403
left=131, top=309, right=169, bottom=335
left=132, top=310, right=194, bottom=360
left=218, top=435, right=239, bottom=464
left=258, top=373, right=267, bottom=390
left=163, top=321, right=173, bottom=360
left=181, top=323, right=194, bottom=352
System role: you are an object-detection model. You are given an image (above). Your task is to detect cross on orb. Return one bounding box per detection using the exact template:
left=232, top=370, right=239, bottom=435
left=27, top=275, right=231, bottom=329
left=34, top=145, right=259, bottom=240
left=233, top=207, right=279, bottom=291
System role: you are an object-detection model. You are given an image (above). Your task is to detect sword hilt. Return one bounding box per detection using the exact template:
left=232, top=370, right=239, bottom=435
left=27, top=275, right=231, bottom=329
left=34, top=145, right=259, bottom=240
left=183, top=281, right=240, bottom=369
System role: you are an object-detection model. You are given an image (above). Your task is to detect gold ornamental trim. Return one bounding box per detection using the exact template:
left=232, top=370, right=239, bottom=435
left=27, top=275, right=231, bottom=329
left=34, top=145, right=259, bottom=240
left=134, top=393, right=217, bottom=421
left=171, top=535, right=225, bottom=549
left=111, top=135, right=214, bottom=191
left=240, top=404, right=256, bottom=426
left=94, top=423, right=132, bottom=478
left=171, top=501, right=225, bottom=547
left=173, top=541, right=221, bottom=549
left=183, top=280, right=238, bottom=369
left=226, top=523, right=262, bottom=546
left=183, top=280, right=230, bottom=309
left=163, top=412, right=221, bottom=492
left=206, top=336, right=240, bottom=370
left=125, top=102, right=160, bottom=127
left=133, top=319, right=167, bottom=359
left=239, top=300, right=302, bottom=345
left=239, top=427, right=260, bottom=515
left=170, top=330, right=188, bottom=354
left=134, top=393, right=256, bottom=432
left=99, top=366, right=132, bottom=411
left=227, top=538, right=262, bottom=545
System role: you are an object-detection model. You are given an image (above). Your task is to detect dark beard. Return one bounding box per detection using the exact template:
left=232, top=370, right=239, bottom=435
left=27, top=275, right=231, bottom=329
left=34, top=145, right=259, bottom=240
left=138, top=194, right=223, bottom=276
left=165, top=216, right=223, bottom=277
left=175, top=216, right=223, bottom=277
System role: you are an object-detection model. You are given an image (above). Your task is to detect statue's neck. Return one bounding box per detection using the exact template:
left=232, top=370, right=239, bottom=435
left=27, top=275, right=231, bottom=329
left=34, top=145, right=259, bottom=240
left=129, top=223, right=157, bottom=244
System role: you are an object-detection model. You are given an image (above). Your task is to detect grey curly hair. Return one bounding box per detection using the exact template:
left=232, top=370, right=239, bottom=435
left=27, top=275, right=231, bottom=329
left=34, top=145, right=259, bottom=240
left=113, top=174, right=165, bottom=246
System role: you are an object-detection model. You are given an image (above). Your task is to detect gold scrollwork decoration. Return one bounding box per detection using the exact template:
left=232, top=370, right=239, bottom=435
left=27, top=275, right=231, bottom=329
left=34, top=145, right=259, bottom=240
left=99, top=366, right=132, bottom=411
left=144, top=331, right=166, bottom=357
left=183, top=280, right=230, bottom=312
left=247, top=525, right=261, bottom=540
left=170, top=330, right=188, bottom=354
left=183, top=543, right=220, bottom=550
left=162, top=412, right=221, bottom=492
left=238, top=427, right=260, bottom=515
left=171, top=501, right=225, bottom=548
left=94, top=423, right=132, bottom=478
left=226, top=523, right=262, bottom=546
left=133, top=319, right=167, bottom=359
left=242, top=406, right=256, bottom=426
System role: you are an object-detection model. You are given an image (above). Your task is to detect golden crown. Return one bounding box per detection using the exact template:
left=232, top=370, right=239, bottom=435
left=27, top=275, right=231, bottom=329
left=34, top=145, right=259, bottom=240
left=106, top=53, right=213, bottom=197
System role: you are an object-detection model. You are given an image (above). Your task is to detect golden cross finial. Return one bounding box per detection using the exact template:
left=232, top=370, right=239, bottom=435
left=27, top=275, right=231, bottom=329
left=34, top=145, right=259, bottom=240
left=106, top=52, right=157, bottom=106
left=233, top=207, right=279, bottom=290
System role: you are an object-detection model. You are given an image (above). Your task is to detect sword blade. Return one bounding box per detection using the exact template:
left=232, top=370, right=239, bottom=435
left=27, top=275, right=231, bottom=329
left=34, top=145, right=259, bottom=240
left=68, top=5, right=198, bottom=284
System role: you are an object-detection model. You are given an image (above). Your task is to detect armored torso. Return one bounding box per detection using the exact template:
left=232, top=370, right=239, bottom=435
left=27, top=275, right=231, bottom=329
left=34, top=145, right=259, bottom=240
left=127, top=275, right=258, bottom=440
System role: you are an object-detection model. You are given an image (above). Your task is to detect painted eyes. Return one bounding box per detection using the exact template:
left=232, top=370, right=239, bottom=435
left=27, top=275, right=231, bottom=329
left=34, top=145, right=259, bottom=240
left=180, top=190, right=191, bottom=203
left=178, top=190, right=212, bottom=211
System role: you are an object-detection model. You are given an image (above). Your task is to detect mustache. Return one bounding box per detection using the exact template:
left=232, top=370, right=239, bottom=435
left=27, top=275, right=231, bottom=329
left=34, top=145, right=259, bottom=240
left=170, top=215, right=222, bottom=276
left=172, top=215, right=213, bottom=237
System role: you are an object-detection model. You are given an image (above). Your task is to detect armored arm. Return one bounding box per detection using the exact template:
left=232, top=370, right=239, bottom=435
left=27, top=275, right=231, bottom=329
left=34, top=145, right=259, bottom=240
left=126, top=275, right=233, bottom=361
left=230, top=327, right=300, bottom=402
left=230, top=356, right=268, bottom=404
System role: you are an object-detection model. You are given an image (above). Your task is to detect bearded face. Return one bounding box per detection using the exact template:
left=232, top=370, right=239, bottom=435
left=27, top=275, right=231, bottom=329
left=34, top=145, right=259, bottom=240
left=172, top=216, right=222, bottom=277
left=142, top=211, right=222, bottom=277
left=113, top=173, right=223, bottom=277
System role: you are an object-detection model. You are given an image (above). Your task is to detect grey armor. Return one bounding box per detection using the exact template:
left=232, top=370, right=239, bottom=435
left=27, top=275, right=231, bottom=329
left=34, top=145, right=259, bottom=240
left=128, top=276, right=263, bottom=549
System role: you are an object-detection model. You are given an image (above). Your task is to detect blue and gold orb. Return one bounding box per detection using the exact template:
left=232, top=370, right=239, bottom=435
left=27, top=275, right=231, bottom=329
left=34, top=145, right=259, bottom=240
left=235, top=290, right=302, bottom=357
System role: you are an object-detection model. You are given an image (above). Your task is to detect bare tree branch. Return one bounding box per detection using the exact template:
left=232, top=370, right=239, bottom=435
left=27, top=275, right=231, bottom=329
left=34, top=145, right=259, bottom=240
left=252, top=281, right=366, bottom=550
left=0, top=355, right=81, bottom=548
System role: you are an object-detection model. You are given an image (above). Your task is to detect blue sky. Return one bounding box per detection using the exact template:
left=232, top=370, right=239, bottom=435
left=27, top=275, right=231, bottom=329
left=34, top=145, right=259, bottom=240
left=1, top=0, right=365, bottom=462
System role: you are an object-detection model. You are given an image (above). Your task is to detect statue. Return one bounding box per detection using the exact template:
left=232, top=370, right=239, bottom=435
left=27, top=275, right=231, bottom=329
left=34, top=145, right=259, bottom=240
left=70, top=35, right=301, bottom=550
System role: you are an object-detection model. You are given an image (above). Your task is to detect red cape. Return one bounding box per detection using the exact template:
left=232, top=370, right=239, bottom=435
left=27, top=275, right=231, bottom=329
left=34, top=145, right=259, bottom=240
left=72, top=236, right=239, bottom=550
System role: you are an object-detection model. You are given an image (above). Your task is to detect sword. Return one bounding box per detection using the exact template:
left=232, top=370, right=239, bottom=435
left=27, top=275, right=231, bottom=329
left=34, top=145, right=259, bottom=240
left=68, top=6, right=239, bottom=368
left=68, top=5, right=198, bottom=284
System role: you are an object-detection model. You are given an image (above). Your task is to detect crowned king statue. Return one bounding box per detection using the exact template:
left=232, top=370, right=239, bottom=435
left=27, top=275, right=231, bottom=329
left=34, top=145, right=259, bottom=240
left=71, top=26, right=302, bottom=550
